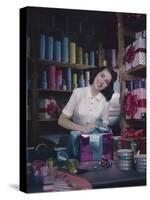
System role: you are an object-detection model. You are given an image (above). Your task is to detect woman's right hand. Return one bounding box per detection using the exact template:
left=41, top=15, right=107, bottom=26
left=80, top=123, right=96, bottom=133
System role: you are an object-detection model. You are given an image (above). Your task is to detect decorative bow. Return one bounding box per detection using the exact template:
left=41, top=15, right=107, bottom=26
left=124, top=92, right=138, bottom=119
left=124, top=45, right=136, bottom=64
left=124, top=44, right=146, bottom=64
left=39, top=100, right=58, bottom=115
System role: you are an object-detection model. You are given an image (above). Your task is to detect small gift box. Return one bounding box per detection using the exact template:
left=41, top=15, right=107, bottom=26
left=124, top=79, right=146, bottom=120
left=135, top=30, right=146, bottom=40
left=124, top=37, right=146, bottom=71
left=38, top=97, right=59, bottom=121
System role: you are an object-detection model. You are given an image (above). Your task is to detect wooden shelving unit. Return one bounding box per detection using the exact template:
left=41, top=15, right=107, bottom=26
left=117, top=14, right=146, bottom=133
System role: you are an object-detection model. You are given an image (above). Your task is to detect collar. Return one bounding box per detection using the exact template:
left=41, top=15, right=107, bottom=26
left=86, top=86, right=103, bottom=101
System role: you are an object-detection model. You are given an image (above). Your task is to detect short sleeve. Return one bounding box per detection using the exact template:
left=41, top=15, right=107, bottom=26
left=62, top=89, right=79, bottom=118
left=101, top=102, right=110, bottom=126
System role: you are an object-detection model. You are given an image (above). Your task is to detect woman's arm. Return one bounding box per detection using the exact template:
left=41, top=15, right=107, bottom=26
left=58, top=113, right=96, bottom=133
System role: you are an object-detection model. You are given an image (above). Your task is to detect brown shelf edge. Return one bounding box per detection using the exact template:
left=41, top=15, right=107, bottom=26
left=32, top=58, right=97, bottom=70
left=125, top=65, right=146, bottom=74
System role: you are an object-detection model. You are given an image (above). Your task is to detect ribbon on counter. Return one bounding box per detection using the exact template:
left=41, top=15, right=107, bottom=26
left=124, top=44, right=146, bottom=64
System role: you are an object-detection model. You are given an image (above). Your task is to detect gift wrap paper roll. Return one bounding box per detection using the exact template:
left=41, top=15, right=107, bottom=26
left=48, top=65, right=56, bottom=90
left=45, top=36, right=54, bottom=60
left=90, top=50, right=95, bottom=65
left=69, top=42, right=76, bottom=64
left=62, top=37, right=69, bottom=64
left=39, top=34, right=46, bottom=59
left=84, top=52, right=89, bottom=65
left=66, top=67, right=72, bottom=90
left=73, top=73, right=77, bottom=88
left=41, top=70, right=48, bottom=89
left=54, top=41, right=61, bottom=62
left=111, top=49, right=117, bottom=68
left=76, top=47, right=83, bottom=64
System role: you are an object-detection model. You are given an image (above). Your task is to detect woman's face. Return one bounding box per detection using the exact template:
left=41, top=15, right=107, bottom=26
left=92, top=69, right=112, bottom=91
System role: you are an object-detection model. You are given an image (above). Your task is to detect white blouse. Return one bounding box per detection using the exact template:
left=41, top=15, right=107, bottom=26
left=62, top=86, right=109, bottom=126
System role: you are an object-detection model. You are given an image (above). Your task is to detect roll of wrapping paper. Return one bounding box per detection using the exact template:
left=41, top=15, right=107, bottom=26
left=69, top=42, right=76, bottom=64
left=85, top=71, right=90, bottom=80
left=76, top=47, right=83, bottom=64
left=84, top=52, right=89, bottom=65
left=62, top=37, right=69, bottom=64
left=41, top=70, right=48, bottom=89
left=78, top=72, right=85, bottom=88
left=39, top=33, right=46, bottom=59
left=48, top=65, right=56, bottom=90
left=56, top=70, right=63, bottom=90
left=54, top=41, right=61, bottom=62
left=111, top=49, right=117, bottom=68
left=73, top=73, right=77, bottom=88
left=90, top=51, right=95, bottom=65
left=98, top=47, right=105, bottom=67
left=66, top=68, right=72, bottom=90
left=103, top=59, right=107, bottom=67
left=45, top=36, right=54, bottom=60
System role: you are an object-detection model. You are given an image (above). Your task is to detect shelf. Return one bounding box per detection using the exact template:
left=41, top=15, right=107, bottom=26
left=39, top=119, right=58, bottom=122
left=125, top=119, right=146, bottom=123
left=125, top=65, right=146, bottom=76
left=32, top=58, right=96, bottom=70
left=38, top=89, right=72, bottom=93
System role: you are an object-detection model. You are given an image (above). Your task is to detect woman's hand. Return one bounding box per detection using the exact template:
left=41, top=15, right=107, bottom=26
left=80, top=123, right=96, bottom=133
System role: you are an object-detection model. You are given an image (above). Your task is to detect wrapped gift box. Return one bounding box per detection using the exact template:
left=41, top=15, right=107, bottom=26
left=38, top=98, right=59, bottom=120
left=67, top=127, right=113, bottom=162
left=135, top=30, right=146, bottom=40
left=124, top=37, right=146, bottom=71
left=124, top=79, right=146, bottom=120
left=79, top=132, right=112, bottom=162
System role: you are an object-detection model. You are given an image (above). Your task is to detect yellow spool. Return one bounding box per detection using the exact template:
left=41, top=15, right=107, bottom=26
left=76, top=47, right=83, bottom=64
left=69, top=42, right=76, bottom=64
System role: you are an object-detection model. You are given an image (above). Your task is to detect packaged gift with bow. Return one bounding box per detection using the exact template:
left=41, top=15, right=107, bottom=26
left=38, top=97, right=60, bottom=121
left=135, top=30, right=146, bottom=40
left=124, top=79, right=146, bottom=120
left=124, top=37, right=146, bottom=71
left=67, top=121, right=113, bottom=162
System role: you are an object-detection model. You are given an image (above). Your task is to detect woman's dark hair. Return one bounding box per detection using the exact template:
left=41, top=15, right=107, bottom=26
left=89, top=66, right=117, bottom=101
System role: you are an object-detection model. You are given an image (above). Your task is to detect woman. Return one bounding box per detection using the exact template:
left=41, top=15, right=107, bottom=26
left=58, top=67, right=117, bottom=133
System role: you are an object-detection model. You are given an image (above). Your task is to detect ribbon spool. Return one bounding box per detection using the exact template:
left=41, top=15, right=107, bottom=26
left=117, top=149, right=133, bottom=170
left=135, top=154, right=146, bottom=173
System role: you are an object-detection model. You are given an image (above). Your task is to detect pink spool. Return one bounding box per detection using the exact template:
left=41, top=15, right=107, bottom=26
left=48, top=65, right=56, bottom=90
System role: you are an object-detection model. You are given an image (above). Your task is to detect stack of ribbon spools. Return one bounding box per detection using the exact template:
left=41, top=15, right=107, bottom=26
left=117, top=149, right=133, bottom=170
left=135, top=154, right=146, bottom=173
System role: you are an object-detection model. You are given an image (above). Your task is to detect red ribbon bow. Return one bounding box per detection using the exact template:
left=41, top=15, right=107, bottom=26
left=124, top=92, right=138, bottom=119
left=39, top=101, right=58, bottom=115
left=124, top=45, right=136, bottom=64
left=124, top=44, right=146, bottom=64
